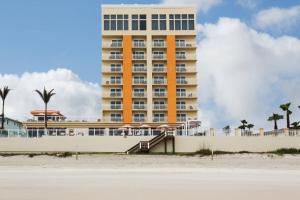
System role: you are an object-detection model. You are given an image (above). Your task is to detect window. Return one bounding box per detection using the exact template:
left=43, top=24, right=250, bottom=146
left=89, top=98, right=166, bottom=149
left=177, top=113, right=187, bottom=122
left=153, top=113, right=165, bottom=122
left=111, top=114, right=122, bottom=122
left=103, top=14, right=128, bottom=31
left=133, top=88, right=145, bottom=97
left=176, top=64, right=186, bottom=72
left=132, top=14, right=147, bottom=30
left=154, top=88, right=166, bottom=96
left=154, top=101, right=166, bottom=109
left=153, top=63, right=165, bottom=72
left=152, top=14, right=166, bottom=30
left=133, top=63, right=145, bottom=72
left=176, top=101, right=186, bottom=109
left=110, top=64, right=122, bottom=72
left=153, top=76, right=165, bottom=84
left=110, top=101, right=122, bottom=109
left=169, top=14, right=195, bottom=30
left=89, top=128, right=105, bottom=136
left=110, top=88, right=122, bottom=97
left=134, top=113, right=145, bottom=122
left=110, top=76, right=122, bottom=84
left=133, top=76, right=146, bottom=84
left=176, top=88, right=186, bottom=96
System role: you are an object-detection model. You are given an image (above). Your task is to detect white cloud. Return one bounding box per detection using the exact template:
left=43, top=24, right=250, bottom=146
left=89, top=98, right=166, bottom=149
left=197, top=18, right=300, bottom=130
left=161, top=0, right=222, bottom=13
left=237, top=0, right=257, bottom=9
left=0, top=68, right=101, bottom=121
left=254, top=5, right=300, bottom=31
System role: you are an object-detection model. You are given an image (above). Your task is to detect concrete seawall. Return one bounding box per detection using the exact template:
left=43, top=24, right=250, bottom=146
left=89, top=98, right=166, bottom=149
left=0, top=136, right=300, bottom=153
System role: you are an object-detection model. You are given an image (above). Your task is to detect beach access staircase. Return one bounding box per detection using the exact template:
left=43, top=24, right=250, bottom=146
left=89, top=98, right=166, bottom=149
left=126, top=131, right=175, bottom=154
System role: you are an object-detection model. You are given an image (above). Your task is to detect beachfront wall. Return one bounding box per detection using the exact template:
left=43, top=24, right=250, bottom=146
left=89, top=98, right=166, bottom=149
left=0, top=136, right=300, bottom=153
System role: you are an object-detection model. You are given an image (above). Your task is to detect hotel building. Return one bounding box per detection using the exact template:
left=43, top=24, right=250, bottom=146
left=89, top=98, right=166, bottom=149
left=101, top=5, right=198, bottom=125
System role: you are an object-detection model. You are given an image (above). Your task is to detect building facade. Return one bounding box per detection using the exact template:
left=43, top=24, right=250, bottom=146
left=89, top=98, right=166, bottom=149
left=101, top=5, right=198, bottom=124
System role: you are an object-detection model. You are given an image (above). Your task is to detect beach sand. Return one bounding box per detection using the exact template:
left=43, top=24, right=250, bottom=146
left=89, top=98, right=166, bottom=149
left=0, top=154, right=300, bottom=200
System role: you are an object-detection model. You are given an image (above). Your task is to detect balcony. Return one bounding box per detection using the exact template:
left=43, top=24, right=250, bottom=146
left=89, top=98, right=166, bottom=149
left=176, top=54, right=186, bottom=60
left=177, top=117, right=187, bottom=122
left=176, top=105, right=196, bottom=110
left=110, top=92, right=122, bottom=97
left=104, top=80, right=122, bottom=85
left=111, top=41, right=122, bottom=47
left=176, top=93, right=196, bottom=98
left=133, top=117, right=146, bottom=122
left=176, top=79, right=197, bottom=85
left=176, top=42, right=195, bottom=48
left=111, top=117, right=123, bottom=122
left=102, top=104, right=123, bottom=110
left=153, top=92, right=166, bottom=97
left=153, top=41, right=165, bottom=47
left=108, top=54, right=123, bottom=60
left=133, top=54, right=145, bottom=60
left=152, top=54, right=166, bottom=60
left=153, top=67, right=166, bottom=72
left=133, top=80, right=147, bottom=85
left=133, top=67, right=147, bottom=73
left=176, top=67, right=187, bottom=72
left=133, top=104, right=146, bottom=110
left=153, top=117, right=167, bottom=122
left=133, top=41, right=145, bottom=48
left=153, top=104, right=167, bottom=110
left=133, top=93, right=146, bottom=97
left=153, top=80, right=166, bottom=85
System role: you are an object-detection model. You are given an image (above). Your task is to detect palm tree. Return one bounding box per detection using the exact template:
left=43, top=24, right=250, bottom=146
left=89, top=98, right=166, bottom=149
left=280, top=102, right=292, bottom=128
left=291, top=122, right=300, bottom=129
left=35, top=87, right=56, bottom=129
left=238, top=120, right=247, bottom=131
left=246, top=124, right=254, bottom=131
left=223, top=125, right=230, bottom=135
left=268, top=113, right=284, bottom=130
left=0, top=86, right=11, bottom=130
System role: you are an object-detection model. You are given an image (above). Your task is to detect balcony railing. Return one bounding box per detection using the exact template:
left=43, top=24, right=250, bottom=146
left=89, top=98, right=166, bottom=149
left=176, top=55, right=186, bottom=60
left=153, top=42, right=165, bottom=47
left=153, top=117, right=166, bottom=122
left=153, top=67, right=166, bottom=72
left=153, top=105, right=167, bottom=110
left=111, top=42, right=122, bottom=47
left=133, top=93, right=145, bottom=97
left=110, top=68, right=122, bottom=72
left=177, top=105, right=195, bottom=110
left=176, top=80, right=188, bottom=84
left=133, top=67, right=147, bottom=72
left=110, top=92, right=122, bottom=97
left=133, top=41, right=145, bottom=47
left=111, top=117, right=122, bottom=122
left=110, top=105, right=122, bottom=110
left=176, top=68, right=187, bottom=72
left=133, top=117, right=146, bottom=122
left=176, top=92, right=187, bottom=97
left=153, top=80, right=166, bottom=84
left=152, top=54, right=166, bottom=60
left=177, top=117, right=187, bottom=122
left=108, top=55, right=123, bottom=60
left=105, top=80, right=122, bottom=85
left=133, top=80, right=147, bottom=85
left=133, top=104, right=146, bottom=109
left=133, top=54, right=145, bottom=60
left=153, top=92, right=166, bottom=97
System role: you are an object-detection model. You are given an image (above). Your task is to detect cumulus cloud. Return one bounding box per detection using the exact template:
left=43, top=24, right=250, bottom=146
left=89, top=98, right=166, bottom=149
left=237, top=0, right=258, bottom=9
left=254, top=5, right=300, bottom=31
left=161, top=0, right=222, bottom=13
left=0, top=68, right=101, bottom=121
left=197, top=18, right=300, bottom=129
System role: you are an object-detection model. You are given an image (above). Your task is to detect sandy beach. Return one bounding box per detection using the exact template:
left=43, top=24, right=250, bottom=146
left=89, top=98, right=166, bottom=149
left=0, top=154, right=300, bottom=200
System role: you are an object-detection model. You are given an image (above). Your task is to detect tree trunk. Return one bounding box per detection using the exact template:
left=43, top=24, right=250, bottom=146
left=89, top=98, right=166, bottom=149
left=287, top=112, right=290, bottom=129
left=274, top=119, right=278, bottom=130
left=1, top=100, right=4, bottom=130
left=45, top=103, right=47, bottom=129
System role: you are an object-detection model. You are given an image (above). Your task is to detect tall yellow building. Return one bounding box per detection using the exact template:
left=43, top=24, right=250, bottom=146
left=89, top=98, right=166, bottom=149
left=101, top=5, right=198, bottom=125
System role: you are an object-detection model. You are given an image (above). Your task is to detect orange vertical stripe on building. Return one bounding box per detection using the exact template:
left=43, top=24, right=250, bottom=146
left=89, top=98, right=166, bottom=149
left=123, top=35, right=132, bottom=123
left=167, top=35, right=177, bottom=123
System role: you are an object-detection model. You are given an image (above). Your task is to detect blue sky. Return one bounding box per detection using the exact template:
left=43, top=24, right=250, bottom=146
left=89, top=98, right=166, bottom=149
left=0, top=0, right=299, bottom=83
